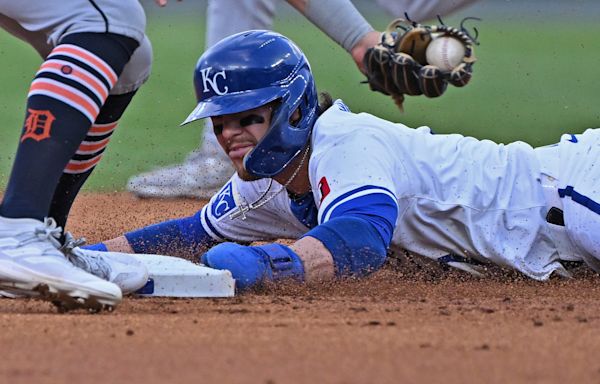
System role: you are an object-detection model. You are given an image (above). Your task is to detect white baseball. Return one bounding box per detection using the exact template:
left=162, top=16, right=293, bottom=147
left=425, top=36, right=465, bottom=71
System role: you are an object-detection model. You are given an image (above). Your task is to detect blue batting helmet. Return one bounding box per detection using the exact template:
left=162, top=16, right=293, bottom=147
left=182, top=30, right=318, bottom=178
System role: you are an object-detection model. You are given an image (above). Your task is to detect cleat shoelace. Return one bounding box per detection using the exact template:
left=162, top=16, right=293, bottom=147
left=14, top=218, right=64, bottom=255
left=60, top=233, right=111, bottom=281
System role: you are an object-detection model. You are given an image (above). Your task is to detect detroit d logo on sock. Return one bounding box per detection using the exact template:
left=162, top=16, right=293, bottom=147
left=21, top=109, right=55, bottom=142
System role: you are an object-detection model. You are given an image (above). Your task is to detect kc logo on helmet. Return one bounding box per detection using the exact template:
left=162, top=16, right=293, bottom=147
left=200, top=67, right=228, bottom=95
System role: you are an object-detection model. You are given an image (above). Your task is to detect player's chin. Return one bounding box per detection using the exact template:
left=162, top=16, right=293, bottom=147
left=236, top=167, right=260, bottom=182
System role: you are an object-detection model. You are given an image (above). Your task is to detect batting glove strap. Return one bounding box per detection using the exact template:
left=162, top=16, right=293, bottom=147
left=201, top=242, right=304, bottom=291
left=253, top=244, right=305, bottom=283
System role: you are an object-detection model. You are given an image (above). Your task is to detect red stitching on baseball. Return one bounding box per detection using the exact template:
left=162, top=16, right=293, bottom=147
left=442, top=38, right=450, bottom=70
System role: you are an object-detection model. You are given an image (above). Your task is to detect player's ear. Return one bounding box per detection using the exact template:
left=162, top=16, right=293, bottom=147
left=290, top=107, right=301, bottom=125
left=317, top=92, right=333, bottom=115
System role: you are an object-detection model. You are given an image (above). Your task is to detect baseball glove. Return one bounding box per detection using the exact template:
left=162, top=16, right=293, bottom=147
left=363, top=16, right=479, bottom=110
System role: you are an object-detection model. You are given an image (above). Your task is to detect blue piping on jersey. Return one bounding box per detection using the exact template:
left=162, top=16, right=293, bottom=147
left=203, top=206, right=226, bottom=240
left=334, top=99, right=350, bottom=112
left=559, top=185, right=600, bottom=214
left=319, top=185, right=396, bottom=223
left=327, top=192, right=398, bottom=245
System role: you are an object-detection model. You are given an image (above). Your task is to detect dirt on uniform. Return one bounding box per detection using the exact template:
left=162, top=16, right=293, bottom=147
left=1, top=193, right=599, bottom=384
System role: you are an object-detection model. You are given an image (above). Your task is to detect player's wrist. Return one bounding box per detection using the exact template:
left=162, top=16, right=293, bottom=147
left=351, top=31, right=382, bottom=74
left=201, top=243, right=305, bottom=291
left=253, top=243, right=305, bottom=283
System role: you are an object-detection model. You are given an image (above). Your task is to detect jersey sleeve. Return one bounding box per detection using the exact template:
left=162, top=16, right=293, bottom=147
left=310, top=105, right=400, bottom=244
left=201, top=174, right=309, bottom=243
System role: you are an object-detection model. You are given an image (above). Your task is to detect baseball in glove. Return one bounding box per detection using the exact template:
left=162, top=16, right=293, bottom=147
left=363, top=16, right=479, bottom=110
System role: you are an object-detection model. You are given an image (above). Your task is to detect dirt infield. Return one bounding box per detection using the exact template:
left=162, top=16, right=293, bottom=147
left=1, top=193, right=600, bottom=384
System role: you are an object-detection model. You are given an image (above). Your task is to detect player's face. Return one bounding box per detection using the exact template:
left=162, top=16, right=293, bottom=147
left=211, top=104, right=273, bottom=181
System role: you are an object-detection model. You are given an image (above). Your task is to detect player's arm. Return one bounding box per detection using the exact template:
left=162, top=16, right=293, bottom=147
left=285, top=0, right=380, bottom=73
left=201, top=188, right=398, bottom=290
left=87, top=176, right=303, bottom=258
left=154, top=0, right=379, bottom=73
left=85, top=209, right=219, bottom=258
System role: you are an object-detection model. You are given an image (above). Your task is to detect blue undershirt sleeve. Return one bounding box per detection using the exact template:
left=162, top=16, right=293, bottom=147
left=124, top=209, right=218, bottom=258
left=305, top=191, right=398, bottom=277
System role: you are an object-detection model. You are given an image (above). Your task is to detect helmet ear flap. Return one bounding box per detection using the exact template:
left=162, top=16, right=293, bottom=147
left=243, top=101, right=290, bottom=175
left=269, top=102, right=291, bottom=137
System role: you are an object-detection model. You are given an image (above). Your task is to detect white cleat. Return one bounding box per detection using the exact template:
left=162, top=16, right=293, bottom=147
left=61, top=234, right=149, bottom=295
left=127, top=145, right=233, bottom=200
left=438, top=253, right=486, bottom=277
left=0, top=217, right=122, bottom=312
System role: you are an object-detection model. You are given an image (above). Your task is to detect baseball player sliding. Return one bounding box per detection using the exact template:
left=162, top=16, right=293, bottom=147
left=89, top=30, right=600, bottom=291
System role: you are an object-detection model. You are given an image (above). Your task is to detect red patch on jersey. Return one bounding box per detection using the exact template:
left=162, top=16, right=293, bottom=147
left=21, top=109, right=56, bottom=142
left=318, top=176, right=330, bottom=202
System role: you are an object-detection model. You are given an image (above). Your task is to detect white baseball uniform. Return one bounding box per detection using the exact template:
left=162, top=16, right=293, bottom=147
left=0, top=0, right=152, bottom=94
left=198, top=100, right=600, bottom=280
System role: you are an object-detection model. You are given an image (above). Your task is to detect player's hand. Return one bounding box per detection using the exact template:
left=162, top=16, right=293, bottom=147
left=363, top=16, right=479, bottom=110
left=350, top=31, right=381, bottom=75
left=201, top=243, right=268, bottom=290
left=201, top=243, right=304, bottom=290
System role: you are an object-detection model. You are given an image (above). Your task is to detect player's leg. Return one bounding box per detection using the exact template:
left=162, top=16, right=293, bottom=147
left=49, top=91, right=136, bottom=230
left=127, top=0, right=277, bottom=199
left=48, top=35, right=152, bottom=296
left=1, top=31, right=140, bottom=220
left=194, top=0, right=278, bottom=194
left=557, top=129, right=600, bottom=270
left=0, top=31, right=141, bottom=311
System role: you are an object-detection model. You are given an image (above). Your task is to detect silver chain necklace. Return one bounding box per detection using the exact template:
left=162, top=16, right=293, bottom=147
left=229, top=144, right=311, bottom=220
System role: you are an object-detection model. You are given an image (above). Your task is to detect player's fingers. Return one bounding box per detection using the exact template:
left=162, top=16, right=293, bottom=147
left=155, top=0, right=167, bottom=7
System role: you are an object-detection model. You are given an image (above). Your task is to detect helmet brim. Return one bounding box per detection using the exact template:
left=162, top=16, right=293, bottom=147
left=180, top=87, right=286, bottom=126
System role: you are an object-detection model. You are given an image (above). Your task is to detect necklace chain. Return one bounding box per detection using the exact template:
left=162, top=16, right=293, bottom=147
left=229, top=144, right=311, bottom=220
